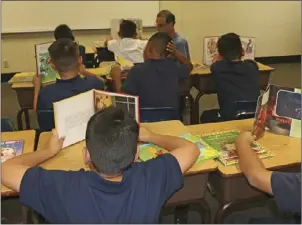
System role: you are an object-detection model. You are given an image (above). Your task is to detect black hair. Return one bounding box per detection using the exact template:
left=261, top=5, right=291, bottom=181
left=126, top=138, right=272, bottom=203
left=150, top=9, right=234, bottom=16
left=85, top=106, right=139, bottom=176
left=157, top=10, right=176, bottom=25
left=48, top=38, right=79, bottom=73
left=217, top=33, right=242, bottom=61
left=54, top=24, right=75, bottom=41
left=148, top=32, right=172, bottom=57
left=119, top=20, right=137, bottom=38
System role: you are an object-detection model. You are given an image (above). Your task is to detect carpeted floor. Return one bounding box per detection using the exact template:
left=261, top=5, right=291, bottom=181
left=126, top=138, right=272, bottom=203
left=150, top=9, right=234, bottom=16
left=1, top=63, right=301, bottom=223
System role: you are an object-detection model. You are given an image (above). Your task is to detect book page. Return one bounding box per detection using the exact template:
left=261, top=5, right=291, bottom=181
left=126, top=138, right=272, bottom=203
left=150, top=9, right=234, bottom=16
left=1, top=140, right=24, bottom=163
left=94, top=90, right=139, bottom=122
left=54, top=90, right=95, bottom=148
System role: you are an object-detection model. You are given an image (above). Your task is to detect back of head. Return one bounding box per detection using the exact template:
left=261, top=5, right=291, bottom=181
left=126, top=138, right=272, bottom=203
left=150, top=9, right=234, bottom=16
left=217, top=33, right=242, bottom=61
left=148, top=32, right=172, bottom=57
left=86, top=106, right=139, bottom=176
left=48, top=38, right=80, bottom=74
left=119, top=20, right=137, bottom=38
left=54, top=24, right=75, bottom=41
left=157, top=10, right=176, bottom=25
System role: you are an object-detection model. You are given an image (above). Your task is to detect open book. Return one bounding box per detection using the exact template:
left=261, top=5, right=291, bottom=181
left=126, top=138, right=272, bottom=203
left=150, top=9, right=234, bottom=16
left=35, top=42, right=59, bottom=84
left=203, top=36, right=256, bottom=65
left=1, top=140, right=24, bottom=163
left=252, top=84, right=301, bottom=139
left=54, top=90, right=139, bottom=148
left=110, top=19, right=143, bottom=40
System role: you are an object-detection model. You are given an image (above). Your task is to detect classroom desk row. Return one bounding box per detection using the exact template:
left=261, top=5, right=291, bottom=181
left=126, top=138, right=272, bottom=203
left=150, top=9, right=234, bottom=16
left=1, top=119, right=300, bottom=223
left=10, top=62, right=274, bottom=130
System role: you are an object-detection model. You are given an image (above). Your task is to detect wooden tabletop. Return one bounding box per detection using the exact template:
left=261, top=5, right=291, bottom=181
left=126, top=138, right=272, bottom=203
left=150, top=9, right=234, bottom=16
left=1, top=130, right=36, bottom=197
left=37, top=120, right=217, bottom=175
left=191, top=62, right=274, bottom=75
left=187, top=119, right=301, bottom=177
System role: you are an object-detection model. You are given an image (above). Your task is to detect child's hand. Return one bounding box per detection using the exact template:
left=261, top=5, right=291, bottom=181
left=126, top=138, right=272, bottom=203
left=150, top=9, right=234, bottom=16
left=235, top=131, right=256, bottom=146
left=139, top=127, right=154, bottom=143
left=167, top=41, right=176, bottom=55
left=79, top=64, right=87, bottom=75
left=48, top=129, right=65, bottom=156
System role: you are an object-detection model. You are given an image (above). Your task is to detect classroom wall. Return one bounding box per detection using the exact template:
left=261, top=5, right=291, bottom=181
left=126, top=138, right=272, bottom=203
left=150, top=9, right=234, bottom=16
left=1, top=1, right=301, bottom=74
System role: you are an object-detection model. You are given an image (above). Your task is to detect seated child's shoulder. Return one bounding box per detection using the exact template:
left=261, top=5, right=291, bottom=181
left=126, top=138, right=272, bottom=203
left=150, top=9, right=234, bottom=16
left=243, top=59, right=259, bottom=70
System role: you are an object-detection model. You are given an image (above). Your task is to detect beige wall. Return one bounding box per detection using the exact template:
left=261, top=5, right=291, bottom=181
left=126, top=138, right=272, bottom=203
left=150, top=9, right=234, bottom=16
left=1, top=1, right=301, bottom=74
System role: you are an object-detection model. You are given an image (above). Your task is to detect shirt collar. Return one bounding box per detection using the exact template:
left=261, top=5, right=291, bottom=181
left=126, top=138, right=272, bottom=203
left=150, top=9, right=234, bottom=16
left=56, top=75, right=81, bottom=83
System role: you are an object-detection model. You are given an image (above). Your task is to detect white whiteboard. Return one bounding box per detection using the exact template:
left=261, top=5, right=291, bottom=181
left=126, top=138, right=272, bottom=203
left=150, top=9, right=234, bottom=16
left=1, top=1, right=159, bottom=33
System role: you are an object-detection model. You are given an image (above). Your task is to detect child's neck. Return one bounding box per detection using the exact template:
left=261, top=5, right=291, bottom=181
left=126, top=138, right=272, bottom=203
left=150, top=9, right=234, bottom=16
left=59, top=71, right=78, bottom=80
left=99, top=173, right=123, bottom=182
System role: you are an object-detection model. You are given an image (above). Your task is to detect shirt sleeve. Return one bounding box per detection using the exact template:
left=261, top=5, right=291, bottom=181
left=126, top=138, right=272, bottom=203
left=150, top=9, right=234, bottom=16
left=107, top=40, right=118, bottom=53
left=271, top=171, right=301, bottom=214
left=177, top=63, right=191, bottom=79
left=143, top=154, right=184, bottom=203
left=184, top=40, right=191, bottom=60
left=19, top=167, right=79, bottom=222
left=122, top=67, right=139, bottom=95
left=86, top=76, right=104, bottom=90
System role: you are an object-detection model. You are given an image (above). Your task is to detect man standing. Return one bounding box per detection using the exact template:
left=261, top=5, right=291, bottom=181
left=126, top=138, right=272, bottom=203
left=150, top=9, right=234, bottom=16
left=156, top=10, right=190, bottom=60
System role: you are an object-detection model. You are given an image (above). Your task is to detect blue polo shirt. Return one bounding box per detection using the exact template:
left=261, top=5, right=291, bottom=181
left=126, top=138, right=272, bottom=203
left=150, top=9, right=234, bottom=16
left=211, top=59, right=260, bottom=120
left=173, top=33, right=190, bottom=60
left=37, top=75, right=104, bottom=110
left=19, top=154, right=183, bottom=223
left=271, top=172, right=301, bottom=215
left=122, top=59, right=190, bottom=111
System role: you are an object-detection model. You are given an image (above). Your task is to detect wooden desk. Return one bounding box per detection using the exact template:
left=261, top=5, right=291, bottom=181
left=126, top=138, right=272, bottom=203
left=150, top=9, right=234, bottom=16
left=1, top=130, right=36, bottom=197
left=190, top=62, right=275, bottom=124
left=187, top=119, right=301, bottom=223
left=37, top=120, right=215, bottom=223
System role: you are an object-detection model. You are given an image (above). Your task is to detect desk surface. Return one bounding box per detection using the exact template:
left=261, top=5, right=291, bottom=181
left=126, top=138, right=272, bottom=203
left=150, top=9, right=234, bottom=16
left=188, top=119, right=301, bottom=177
left=37, top=120, right=217, bottom=175
left=1, top=130, right=36, bottom=196
left=10, top=61, right=274, bottom=89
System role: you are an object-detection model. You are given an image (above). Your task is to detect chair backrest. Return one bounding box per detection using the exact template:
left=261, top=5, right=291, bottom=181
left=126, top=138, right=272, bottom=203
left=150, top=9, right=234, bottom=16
left=140, top=107, right=179, bottom=123
left=37, top=110, right=55, bottom=132
left=96, top=47, right=115, bottom=64
left=234, top=100, right=258, bottom=120
left=79, top=45, right=86, bottom=62
left=1, top=118, right=14, bottom=132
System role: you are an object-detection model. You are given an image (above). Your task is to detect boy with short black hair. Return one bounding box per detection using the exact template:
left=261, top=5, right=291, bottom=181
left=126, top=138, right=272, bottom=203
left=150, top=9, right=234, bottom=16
left=201, top=32, right=260, bottom=123
left=1, top=106, right=199, bottom=223
left=111, top=32, right=193, bottom=118
left=36, top=38, right=104, bottom=111
left=105, top=20, right=147, bottom=63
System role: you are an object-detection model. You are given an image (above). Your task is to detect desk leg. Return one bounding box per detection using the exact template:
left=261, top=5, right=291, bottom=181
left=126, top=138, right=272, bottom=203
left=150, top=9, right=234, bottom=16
left=24, top=109, right=31, bottom=130
left=193, top=92, right=205, bottom=124
left=17, top=109, right=24, bottom=130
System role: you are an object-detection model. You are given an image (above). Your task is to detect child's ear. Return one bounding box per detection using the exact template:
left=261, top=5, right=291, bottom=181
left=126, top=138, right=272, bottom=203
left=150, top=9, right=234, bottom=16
left=82, top=147, right=91, bottom=165
left=78, top=56, right=83, bottom=65
left=49, top=60, right=57, bottom=72
left=241, top=47, right=245, bottom=57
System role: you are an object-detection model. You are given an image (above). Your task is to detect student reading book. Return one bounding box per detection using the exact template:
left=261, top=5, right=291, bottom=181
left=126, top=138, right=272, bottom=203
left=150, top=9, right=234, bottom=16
left=111, top=32, right=193, bottom=118
left=105, top=20, right=148, bottom=64
left=200, top=33, right=260, bottom=123
left=33, top=39, right=104, bottom=113
left=1, top=106, right=200, bottom=223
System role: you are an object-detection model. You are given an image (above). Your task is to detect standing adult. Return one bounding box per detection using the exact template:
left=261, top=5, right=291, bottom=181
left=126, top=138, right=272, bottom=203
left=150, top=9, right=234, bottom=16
left=156, top=10, right=191, bottom=60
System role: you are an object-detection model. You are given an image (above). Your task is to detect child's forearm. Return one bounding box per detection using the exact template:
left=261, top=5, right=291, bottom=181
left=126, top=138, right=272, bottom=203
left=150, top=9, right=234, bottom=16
left=82, top=70, right=105, bottom=82
left=175, top=50, right=193, bottom=71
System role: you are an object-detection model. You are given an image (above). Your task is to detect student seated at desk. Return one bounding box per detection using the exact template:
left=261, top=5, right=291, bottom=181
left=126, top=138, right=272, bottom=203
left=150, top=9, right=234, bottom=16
left=236, top=132, right=301, bottom=223
left=105, top=20, right=148, bottom=64
left=200, top=33, right=260, bottom=123
left=34, top=39, right=104, bottom=112
left=1, top=106, right=200, bottom=223
left=111, top=32, right=193, bottom=118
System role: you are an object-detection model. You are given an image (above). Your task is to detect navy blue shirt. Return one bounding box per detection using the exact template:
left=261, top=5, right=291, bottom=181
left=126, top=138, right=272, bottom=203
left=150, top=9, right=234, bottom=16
left=37, top=75, right=104, bottom=110
left=211, top=59, right=260, bottom=120
left=122, top=59, right=190, bottom=110
left=271, top=172, right=301, bottom=215
left=19, top=154, right=183, bottom=223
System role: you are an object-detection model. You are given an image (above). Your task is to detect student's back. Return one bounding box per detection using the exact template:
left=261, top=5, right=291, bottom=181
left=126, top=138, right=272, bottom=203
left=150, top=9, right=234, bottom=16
left=37, top=39, right=104, bottom=110
left=123, top=59, right=189, bottom=110
left=211, top=33, right=260, bottom=120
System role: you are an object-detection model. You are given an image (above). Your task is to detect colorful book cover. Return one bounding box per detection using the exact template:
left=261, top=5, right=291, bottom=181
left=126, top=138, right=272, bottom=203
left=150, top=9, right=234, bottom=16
left=252, top=84, right=301, bottom=138
left=35, top=42, right=59, bottom=84
left=139, top=134, right=220, bottom=164
left=203, top=36, right=256, bottom=65
left=200, top=130, right=274, bottom=166
left=1, top=140, right=24, bottom=163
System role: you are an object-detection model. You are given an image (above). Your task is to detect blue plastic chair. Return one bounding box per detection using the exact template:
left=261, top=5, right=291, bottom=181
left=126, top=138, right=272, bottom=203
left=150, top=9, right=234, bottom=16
left=140, top=107, right=179, bottom=123
left=234, top=100, right=258, bottom=120
left=37, top=110, right=55, bottom=132
left=1, top=119, right=14, bottom=132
